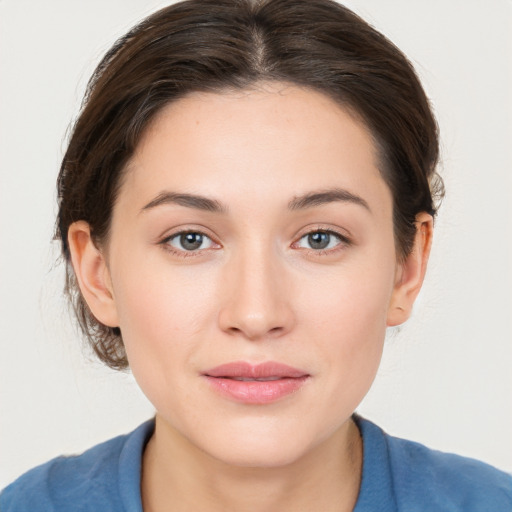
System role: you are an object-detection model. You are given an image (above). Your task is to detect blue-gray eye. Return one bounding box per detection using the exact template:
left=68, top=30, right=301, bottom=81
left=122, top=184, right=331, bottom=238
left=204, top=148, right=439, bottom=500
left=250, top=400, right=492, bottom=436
left=297, top=231, right=343, bottom=250
left=167, top=232, right=214, bottom=251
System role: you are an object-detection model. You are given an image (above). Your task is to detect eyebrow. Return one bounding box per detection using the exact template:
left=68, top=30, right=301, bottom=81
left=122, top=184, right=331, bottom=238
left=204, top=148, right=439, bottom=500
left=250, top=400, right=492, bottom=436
left=288, top=188, right=371, bottom=212
left=141, top=192, right=227, bottom=214
left=140, top=187, right=370, bottom=215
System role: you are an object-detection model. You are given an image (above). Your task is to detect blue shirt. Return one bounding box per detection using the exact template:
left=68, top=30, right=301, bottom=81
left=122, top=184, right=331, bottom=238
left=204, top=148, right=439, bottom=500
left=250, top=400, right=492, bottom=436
left=1, top=417, right=511, bottom=511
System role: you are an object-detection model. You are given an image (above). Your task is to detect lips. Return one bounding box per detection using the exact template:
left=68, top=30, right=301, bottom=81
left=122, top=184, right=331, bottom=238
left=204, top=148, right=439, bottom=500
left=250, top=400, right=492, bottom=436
left=203, top=361, right=309, bottom=404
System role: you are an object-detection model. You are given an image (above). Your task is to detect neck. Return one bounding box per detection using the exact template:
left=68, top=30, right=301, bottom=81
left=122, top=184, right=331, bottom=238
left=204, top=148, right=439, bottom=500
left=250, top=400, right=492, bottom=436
left=142, top=414, right=362, bottom=512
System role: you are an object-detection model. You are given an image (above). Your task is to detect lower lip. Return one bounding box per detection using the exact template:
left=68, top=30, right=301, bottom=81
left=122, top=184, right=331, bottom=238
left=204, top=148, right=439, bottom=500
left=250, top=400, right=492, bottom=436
left=204, top=376, right=309, bottom=404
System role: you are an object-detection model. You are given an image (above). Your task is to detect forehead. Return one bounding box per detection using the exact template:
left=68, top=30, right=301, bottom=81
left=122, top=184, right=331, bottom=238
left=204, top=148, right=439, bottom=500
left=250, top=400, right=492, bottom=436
left=120, top=83, right=391, bottom=217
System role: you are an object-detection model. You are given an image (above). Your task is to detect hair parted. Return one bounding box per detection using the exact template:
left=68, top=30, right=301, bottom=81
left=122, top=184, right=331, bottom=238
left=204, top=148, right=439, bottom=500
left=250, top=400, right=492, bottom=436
left=56, top=0, right=443, bottom=369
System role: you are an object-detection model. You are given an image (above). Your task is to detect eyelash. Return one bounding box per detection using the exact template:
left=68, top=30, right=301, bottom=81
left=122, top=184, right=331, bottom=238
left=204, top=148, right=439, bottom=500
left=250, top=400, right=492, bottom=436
left=159, top=228, right=351, bottom=258
left=160, top=230, right=220, bottom=258
left=293, top=228, right=351, bottom=255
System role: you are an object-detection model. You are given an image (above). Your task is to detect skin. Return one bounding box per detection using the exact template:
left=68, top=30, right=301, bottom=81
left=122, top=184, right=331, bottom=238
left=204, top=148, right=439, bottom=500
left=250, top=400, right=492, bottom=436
left=68, top=83, right=432, bottom=511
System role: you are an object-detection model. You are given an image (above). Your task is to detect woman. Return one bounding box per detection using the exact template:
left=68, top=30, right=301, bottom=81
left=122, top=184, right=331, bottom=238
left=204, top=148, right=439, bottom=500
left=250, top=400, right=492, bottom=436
left=1, top=0, right=510, bottom=510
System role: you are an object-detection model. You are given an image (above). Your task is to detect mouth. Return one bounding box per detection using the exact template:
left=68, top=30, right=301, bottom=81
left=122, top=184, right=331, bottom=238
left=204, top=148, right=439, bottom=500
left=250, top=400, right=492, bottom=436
left=225, top=376, right=283, bottom=381
left=203, top=361, right=310, bottom=404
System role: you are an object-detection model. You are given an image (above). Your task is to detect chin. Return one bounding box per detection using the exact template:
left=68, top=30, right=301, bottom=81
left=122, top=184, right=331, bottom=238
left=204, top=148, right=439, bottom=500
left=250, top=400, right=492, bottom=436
left=187, top=415, right=338, bottom=469
left=206, top=436, right=313, bottom=469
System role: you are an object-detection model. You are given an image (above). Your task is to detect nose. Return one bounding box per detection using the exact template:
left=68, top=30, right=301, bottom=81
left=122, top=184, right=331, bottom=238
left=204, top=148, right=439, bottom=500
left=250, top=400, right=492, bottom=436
left=217, top=244, right=295, bottom=341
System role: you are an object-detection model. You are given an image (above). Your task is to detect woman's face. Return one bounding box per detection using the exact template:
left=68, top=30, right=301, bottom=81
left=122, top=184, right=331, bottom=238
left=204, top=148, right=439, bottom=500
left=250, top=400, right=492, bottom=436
left=101, top=83, right=403, bottom=466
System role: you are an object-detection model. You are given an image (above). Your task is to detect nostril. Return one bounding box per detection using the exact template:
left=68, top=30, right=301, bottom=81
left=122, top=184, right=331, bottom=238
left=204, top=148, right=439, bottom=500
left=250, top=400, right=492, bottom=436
left=224, top=324, right=285, bottom=341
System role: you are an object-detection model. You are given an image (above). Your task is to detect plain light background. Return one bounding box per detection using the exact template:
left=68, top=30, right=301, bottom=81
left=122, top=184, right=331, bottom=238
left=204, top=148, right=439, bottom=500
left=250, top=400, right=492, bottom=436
left=0, top=0, right=511, bottom=489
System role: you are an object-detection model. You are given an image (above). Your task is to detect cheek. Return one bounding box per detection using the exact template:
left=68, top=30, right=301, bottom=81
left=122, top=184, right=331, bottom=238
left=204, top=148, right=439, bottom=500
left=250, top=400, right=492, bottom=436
left=301, top=256, right=394, bottom=334
left=109, top=256, right=219, bottom=385
left=299, top=257, right=395, bottom=396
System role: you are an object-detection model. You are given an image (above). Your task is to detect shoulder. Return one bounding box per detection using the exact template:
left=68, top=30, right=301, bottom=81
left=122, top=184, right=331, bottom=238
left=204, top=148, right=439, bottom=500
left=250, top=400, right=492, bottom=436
left=359, top=418, right=512, bottom=512
left=0, top=420, right=153, bottom=512
left=386, top=432, right=512, bottom=510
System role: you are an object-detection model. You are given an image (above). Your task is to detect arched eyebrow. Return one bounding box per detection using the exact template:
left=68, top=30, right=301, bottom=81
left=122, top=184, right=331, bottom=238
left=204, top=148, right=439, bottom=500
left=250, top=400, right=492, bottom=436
left=140, top=187, right=370, bottom=214
left=288, top=188, right=371, bottom=212
left=141, top=192, right=227, bottom=214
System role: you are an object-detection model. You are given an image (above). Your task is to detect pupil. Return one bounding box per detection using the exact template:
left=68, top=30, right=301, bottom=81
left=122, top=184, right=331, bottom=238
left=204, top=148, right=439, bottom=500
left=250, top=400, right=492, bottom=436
left=308, top=232, right=329, bottom=249
left=181, top=233, right=203, bottom=250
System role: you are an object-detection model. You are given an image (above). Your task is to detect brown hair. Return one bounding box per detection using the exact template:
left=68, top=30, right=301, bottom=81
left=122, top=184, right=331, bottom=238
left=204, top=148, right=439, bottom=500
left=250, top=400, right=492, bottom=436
left=56, top=0, right=443, bottom=369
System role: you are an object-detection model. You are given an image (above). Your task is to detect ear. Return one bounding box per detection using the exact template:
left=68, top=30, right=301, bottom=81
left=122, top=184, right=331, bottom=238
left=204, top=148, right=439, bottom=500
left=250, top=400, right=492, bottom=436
left=387, top=212, right=433, bottom=326
left=67, top=221, right=119, bottom=328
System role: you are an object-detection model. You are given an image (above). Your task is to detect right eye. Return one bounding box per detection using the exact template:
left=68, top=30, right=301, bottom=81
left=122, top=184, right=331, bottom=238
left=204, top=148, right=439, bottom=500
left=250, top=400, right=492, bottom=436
left=164, top=231, right=217, bottom=253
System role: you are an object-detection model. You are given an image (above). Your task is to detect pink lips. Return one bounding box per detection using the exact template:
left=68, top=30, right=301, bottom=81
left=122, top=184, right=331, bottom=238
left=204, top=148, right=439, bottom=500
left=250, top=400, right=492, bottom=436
left=203, top=361, right=309, bottom=404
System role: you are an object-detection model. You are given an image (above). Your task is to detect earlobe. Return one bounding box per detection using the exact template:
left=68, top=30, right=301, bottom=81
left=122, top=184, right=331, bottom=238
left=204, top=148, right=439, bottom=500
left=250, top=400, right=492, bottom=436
left=67, top=221, right=119, bottom=328
left=387, top=212, right=433, bottom=327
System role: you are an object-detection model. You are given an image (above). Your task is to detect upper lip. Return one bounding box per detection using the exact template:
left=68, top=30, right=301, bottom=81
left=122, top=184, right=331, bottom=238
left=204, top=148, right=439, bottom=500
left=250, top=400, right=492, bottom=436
left=204, top=361, right=309, bottom=379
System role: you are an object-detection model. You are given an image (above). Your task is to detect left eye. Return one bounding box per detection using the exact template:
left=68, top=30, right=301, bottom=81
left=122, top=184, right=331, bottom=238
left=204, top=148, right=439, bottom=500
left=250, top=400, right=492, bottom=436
left=296, top=231, right=344, bottom=250
left=166, top=232, right=216, bottom=251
